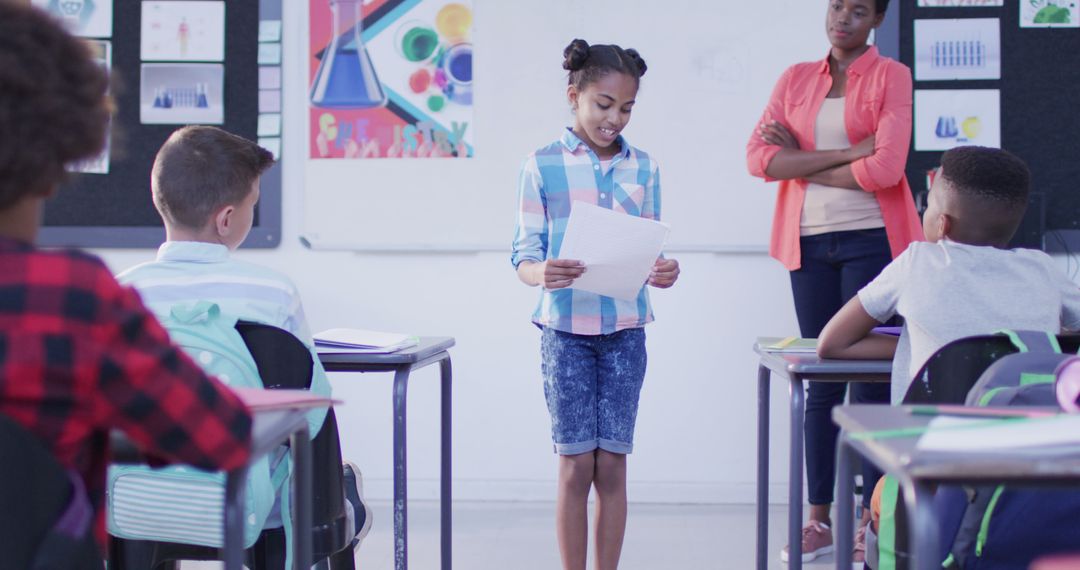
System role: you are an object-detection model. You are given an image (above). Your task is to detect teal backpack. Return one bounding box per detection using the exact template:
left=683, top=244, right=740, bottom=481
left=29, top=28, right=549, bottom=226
left=106, top=302, right=288, bottom=549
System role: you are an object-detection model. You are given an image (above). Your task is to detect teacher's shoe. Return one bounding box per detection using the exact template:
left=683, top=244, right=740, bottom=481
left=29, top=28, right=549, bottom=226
left=780, top=520, right=833, bottom=563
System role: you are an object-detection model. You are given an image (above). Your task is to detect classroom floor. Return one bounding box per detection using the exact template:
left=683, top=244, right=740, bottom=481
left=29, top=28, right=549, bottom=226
left=182, top=500, right=839, bottom=570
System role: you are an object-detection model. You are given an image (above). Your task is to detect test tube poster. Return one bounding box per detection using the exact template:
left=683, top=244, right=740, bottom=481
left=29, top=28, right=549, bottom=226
left=914, top=18, right=1001, bottom=81
left=139, top=63, right=224, bottom=125
left=308, top=0, right=474, bottom=159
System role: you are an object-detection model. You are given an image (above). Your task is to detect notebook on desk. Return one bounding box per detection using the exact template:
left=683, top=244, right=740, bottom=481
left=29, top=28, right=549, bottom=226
left=314, top=328, right=419, bottom=354
left=759, top=336, right=818, bottom=353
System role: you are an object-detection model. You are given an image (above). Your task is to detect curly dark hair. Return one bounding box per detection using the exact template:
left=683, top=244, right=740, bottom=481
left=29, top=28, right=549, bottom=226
left=563, top=39, right=647, bottom=91
left=939, top=146, right=1031, bottom=245
left=940, top=146, right=1030, bottom=208
left=0, top=3, right=112, bottom=211
left=152, top=126, right=274, bottom=229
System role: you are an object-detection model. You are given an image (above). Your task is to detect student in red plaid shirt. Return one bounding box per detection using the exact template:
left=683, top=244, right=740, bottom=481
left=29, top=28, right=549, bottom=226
left=0, top=3, right=254, bottom=553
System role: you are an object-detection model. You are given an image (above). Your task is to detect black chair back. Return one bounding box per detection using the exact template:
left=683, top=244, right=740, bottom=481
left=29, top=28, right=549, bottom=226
left=0, top=413, right=102, bottom=570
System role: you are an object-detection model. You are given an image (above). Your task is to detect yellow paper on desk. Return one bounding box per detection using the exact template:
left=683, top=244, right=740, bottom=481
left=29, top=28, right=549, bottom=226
left=760, top=336, right=818, bottom=353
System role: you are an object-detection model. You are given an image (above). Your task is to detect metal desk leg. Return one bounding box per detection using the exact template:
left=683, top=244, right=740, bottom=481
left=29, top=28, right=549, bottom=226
left=223, top=465, right=249, bottom=570
left=904, top=481, right=938, bottom=570
left=440, top=356, right=453, bottom=570
left=291, top=426, right=313, bottom=570
left=393, top=367, right=411, bottom=570
left=834, top=436, right=857, bottom=570
left=756, top=364, right=770, bottom=570
left=789, top=374, right=806, bottom=570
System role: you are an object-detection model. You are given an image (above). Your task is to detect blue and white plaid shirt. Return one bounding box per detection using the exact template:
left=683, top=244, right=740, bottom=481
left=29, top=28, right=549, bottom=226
left=512, top=128, right=662, bottom=336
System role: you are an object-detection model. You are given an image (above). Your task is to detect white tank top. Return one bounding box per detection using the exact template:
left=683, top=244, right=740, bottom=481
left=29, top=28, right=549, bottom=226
left=800, top=97, right=885, bottom=236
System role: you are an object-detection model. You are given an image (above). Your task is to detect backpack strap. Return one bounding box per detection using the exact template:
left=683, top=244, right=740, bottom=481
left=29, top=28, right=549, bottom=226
left=996, top=330, right=1061, bottom=354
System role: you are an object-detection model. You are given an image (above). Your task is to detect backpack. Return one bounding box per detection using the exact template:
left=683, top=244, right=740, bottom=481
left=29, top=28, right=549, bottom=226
left=877, top=330, right=1080, bottom=570
left=106, top=302, right=288, bottom=549
left=937, top=330, right=1080, bottom=569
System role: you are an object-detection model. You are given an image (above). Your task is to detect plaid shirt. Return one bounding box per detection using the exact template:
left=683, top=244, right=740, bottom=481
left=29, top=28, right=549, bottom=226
left=512, top=128, right=662, bottom=335
left=0, top=237, right=253, bottom=547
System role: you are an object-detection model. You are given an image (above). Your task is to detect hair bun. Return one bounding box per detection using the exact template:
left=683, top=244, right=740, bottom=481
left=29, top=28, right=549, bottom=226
left=624, top=48, right=647, bottom=77
left=563, top=39, right=590, bottom=72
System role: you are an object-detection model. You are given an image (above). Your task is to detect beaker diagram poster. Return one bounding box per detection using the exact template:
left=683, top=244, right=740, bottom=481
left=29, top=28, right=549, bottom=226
left=914, top=19, right=1001, bottom=81
left=914, top=89, right=1001, bottom=151
left=1020, top=0, right=1080, bottom=27
left=32, top=0, right=113, bottom=38
left=308, top=0, right=475, bottom=159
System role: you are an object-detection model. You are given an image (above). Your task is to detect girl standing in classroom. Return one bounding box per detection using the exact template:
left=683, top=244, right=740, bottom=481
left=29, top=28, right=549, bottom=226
left=746, top=0, right=921, bottom=564
left=511, top=39, right=680, bottom=570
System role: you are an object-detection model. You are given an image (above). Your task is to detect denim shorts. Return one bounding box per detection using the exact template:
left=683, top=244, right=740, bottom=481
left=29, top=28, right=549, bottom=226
left=540, top=327, right=647, bottom=456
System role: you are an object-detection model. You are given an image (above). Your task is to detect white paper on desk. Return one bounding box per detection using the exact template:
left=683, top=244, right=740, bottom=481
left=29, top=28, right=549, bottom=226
left=916, top=415, right=1080, bottom=453
left=557, top=201, right=669, bottom=301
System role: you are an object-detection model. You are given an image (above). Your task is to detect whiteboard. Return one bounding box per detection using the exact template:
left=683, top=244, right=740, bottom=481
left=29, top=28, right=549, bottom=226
left=299, top=0, right=829, bottom=251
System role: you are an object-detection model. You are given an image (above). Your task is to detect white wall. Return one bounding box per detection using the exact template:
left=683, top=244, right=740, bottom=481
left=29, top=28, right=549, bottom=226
left=94, top=0, right=815, bottom=506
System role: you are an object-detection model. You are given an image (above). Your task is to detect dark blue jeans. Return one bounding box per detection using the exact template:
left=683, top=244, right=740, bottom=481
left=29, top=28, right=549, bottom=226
left=790, top=228, right=893, bottom=508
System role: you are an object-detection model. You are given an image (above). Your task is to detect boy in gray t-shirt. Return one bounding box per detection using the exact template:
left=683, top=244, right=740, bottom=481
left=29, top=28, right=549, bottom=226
left=818, top=146, right=1080, bottom=402
left=818, top=146, right=1080, bottom=562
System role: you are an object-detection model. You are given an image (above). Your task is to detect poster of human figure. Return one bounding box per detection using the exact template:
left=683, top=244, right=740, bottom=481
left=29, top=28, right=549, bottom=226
left=308, top=0, right=474, bottom=159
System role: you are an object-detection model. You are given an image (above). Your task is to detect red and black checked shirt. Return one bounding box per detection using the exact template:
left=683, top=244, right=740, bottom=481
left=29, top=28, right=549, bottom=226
left=0, top=236, right=254, bottom=547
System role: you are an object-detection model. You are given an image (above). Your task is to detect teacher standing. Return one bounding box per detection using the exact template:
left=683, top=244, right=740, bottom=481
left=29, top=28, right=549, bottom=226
left=745, top=0, right=921, bottom=564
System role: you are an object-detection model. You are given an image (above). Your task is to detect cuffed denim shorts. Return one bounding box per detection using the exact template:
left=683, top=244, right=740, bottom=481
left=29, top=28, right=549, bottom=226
left=540, top=326, right=647, bottom=456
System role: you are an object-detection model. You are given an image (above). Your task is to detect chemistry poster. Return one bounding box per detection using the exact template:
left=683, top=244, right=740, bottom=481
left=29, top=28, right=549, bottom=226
left=309, top=0, right=475, bottom=159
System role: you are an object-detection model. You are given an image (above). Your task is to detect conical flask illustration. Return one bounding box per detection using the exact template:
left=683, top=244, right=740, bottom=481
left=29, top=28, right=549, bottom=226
left=310, top=0, right=386, bottom=109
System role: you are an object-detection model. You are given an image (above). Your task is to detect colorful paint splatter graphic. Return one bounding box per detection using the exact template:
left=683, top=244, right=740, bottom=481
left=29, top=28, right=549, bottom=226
left=309, top=0, right=474, bottom=158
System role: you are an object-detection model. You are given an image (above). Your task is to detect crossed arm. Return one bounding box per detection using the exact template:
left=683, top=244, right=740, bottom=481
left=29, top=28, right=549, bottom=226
left=758, top=121, right=876, bottom=190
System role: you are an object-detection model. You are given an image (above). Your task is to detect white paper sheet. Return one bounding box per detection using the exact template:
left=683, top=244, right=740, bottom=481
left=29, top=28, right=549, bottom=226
left=916, top=415, right=1080, bottom=452
left=557, top=202, right=669, bottom=301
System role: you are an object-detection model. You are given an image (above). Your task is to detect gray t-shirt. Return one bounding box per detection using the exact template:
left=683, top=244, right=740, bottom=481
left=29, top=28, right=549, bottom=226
left=858, top=239, right=1080, bottom=402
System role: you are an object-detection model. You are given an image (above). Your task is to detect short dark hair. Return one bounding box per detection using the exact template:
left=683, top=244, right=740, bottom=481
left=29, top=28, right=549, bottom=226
left=151, top=126, right=274, bottom=229
left=0, top=3, right=112, bottom=210
left=940, top=146, right=1031, bottom=244
left=563, top=39, right=647, bottom=91
left=877, top=0, right=890, bottom=14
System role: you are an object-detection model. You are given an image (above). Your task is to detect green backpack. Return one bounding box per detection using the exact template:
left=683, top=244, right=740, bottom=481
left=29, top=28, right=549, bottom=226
left=106, top=302, right=288, bottom=549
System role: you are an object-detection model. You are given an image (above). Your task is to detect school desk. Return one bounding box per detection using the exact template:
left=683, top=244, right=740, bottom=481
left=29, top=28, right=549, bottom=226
left=111, top=401, right=322, bottom=570
left=753, top=341, right=892, bottom=570
left=319, top=337, right=455, bottom=570
left=833, top=404, right=1080, bottom=570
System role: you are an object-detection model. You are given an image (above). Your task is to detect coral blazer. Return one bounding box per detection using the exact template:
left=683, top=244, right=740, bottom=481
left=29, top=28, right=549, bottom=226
left=747, top=46, right=922, bottom=271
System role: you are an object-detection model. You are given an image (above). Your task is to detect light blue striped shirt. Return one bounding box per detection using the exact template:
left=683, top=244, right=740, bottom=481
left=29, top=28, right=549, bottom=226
left=511, top=128, right=661, bottom=335
left=116, top=241, right=331, bottom=437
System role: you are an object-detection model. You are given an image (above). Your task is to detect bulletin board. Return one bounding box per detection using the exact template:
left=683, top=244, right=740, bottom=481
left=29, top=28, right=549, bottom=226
left=899, top=1, right=1080, bottom=250
left=37, top=0, right=284, bottom=249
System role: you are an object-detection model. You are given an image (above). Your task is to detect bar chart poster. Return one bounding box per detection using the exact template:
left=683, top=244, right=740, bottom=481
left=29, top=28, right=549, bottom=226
left=914, top=18, right=1001, bottom=81
left=308, top=0, right=475, bottom=159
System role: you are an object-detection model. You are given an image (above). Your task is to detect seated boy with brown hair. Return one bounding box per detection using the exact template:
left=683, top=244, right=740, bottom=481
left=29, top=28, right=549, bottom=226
left=117, top=125, right=370, bottom=549
left=0, top=2, right=254, bottom=555
left=818, top=146, right=1080, bottom=566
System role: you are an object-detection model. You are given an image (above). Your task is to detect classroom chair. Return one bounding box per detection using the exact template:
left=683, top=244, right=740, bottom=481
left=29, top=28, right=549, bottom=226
left=0, top=412, right=103, bottom=570
left=901, top=333, right=1080, bottom=404
left=881, top=332, right=1080, bottom=570
left=107, top=321, right=356, bottom=570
